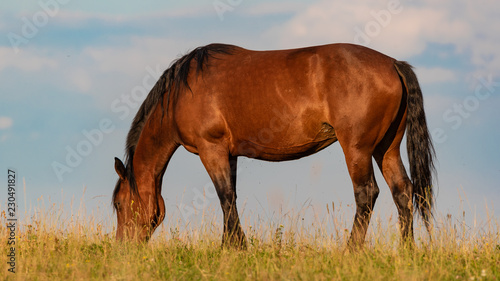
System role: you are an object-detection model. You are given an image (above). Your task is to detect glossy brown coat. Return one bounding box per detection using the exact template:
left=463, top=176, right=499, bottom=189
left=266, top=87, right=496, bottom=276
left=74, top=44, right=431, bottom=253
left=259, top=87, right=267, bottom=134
left=113, top=43, right=435, bottom=248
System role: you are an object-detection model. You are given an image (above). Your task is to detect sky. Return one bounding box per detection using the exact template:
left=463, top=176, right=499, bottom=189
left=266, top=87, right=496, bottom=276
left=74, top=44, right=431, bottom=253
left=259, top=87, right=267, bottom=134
left=1, top=0, right=499, bottom=237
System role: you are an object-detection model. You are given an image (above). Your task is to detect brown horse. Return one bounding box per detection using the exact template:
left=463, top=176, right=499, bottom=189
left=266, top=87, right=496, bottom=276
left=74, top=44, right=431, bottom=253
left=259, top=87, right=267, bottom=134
left=112, top=43, right=435, bottom=248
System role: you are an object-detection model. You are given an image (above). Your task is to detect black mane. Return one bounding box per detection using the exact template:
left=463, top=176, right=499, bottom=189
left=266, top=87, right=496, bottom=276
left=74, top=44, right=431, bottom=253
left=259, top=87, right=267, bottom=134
left=112, top=43, right=236, bottom=208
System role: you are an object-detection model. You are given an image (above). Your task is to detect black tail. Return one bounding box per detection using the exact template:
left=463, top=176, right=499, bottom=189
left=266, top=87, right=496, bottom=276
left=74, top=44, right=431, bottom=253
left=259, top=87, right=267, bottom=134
left=394, top=61, right=436, bottom=225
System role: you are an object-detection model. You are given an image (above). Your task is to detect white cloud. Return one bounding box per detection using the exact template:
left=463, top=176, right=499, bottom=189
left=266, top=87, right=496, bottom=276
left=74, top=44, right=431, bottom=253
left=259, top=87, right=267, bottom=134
left=83, top=37, right=199, bottom=77
left=415, top=67, right=457, bottom=85
left=52, top=11, right=130, bottom=26
left=423, top=95, right=458, bottom=119
left=0, top=30, right=200, bottom=110
left=54, top=6, right=212, bottom=24
left=30, top=131, right=40, bottom=140
left=68, top=68, right=93, bottom=93
left=245, top=2, right=307, bottom=16
left=0, top=47, right=58, bottom=72
left=59, top=36, right=202, bottom=109
left=0, top=134, right=10, bottom=142
left=263, top=1, right=371, bottom=48
left=0, top=116, right=13, bottom=129
left=263, top=0, right=497, bottom=75
left=264, top=0, right=473, bottom=58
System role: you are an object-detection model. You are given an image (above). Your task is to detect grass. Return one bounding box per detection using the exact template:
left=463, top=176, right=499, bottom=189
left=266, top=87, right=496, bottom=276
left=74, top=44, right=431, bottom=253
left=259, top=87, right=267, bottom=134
left=1, top=194, right=499, bottom=281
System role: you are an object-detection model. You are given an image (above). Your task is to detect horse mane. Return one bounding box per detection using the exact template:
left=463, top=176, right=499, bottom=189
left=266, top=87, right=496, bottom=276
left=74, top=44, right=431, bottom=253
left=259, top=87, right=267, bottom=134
left=112, top=43, right=236, bottom=208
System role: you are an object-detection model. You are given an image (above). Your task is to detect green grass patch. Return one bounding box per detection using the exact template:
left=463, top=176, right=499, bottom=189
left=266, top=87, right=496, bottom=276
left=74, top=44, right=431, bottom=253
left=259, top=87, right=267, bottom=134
left=1, top=197, right=499, bottom=280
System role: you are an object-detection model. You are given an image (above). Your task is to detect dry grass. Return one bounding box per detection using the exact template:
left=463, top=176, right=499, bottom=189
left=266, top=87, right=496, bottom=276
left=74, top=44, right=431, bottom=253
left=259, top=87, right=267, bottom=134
left=1, top=191, right=499, bottom=281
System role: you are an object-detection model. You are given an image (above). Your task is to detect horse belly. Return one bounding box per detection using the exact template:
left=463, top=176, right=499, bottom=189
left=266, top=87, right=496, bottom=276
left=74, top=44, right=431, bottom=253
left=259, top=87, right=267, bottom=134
left=233, top=122, right=337, bottom=161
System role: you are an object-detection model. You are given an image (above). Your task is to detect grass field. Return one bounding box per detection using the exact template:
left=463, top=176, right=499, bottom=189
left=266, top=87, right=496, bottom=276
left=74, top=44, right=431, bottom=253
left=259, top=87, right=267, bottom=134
left=1, top=194, right=499, bottom=281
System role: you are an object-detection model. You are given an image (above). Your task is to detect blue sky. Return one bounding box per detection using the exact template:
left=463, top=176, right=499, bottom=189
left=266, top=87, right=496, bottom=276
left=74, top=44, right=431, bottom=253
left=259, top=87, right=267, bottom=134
left=1, top=0, right=499, bottom=235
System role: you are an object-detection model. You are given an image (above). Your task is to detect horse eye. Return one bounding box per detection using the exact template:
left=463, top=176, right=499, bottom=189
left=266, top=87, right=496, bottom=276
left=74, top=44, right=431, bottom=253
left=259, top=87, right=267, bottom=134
left=114, top=202, right=121, bottom=210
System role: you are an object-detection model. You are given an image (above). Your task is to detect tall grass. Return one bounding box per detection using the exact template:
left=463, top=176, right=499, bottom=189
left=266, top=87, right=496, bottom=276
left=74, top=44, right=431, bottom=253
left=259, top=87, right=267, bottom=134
left=1, top=189, right=499, bottom=281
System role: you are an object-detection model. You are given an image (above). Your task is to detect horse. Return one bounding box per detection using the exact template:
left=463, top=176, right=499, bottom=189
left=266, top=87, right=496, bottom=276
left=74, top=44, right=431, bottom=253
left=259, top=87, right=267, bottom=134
left=112, top=43, right=435, bottom=248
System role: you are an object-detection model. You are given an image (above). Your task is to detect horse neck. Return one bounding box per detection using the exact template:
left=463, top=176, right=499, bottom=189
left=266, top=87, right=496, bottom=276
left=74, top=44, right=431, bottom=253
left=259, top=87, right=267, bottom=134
left=132, top=106, right=178, bottom=194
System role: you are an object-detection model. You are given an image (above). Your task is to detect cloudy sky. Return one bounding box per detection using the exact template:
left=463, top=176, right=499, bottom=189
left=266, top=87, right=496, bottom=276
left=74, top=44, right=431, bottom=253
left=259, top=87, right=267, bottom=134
left=1, top=0, right=499, bottom=235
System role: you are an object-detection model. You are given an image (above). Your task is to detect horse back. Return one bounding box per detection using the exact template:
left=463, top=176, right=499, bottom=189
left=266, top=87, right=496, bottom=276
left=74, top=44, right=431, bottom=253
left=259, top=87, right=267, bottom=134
left=173, top=44, right=403, bottom=160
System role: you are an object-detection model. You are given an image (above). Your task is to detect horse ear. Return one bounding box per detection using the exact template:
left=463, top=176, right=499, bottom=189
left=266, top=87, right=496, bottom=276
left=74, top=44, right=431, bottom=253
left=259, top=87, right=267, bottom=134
left=114, top=157, right=127, bottom=180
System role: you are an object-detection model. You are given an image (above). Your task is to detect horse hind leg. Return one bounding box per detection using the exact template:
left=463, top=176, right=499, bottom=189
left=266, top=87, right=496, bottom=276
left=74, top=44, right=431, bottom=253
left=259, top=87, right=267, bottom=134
left=344, top=148, right=380, bottom=249
left=374, top=148, right=415, bottom=246
left=198, top=145, right=247, bottom=249
left=374, top=115, right=415, bottom=246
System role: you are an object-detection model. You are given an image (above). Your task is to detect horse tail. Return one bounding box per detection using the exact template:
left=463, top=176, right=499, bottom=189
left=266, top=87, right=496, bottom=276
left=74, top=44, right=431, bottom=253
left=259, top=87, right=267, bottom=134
left=394, top=61, right=436, bottom=225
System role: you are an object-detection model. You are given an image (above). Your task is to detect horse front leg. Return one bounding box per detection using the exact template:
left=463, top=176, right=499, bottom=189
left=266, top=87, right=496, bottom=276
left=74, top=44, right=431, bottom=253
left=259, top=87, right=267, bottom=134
left=199, top=145, right=247, bottom=249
